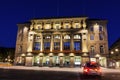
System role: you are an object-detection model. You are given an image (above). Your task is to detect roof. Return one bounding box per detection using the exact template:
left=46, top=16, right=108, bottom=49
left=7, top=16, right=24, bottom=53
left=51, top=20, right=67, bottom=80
left=31, top=15, right=88, bottom=20
left=109, top=38, right=120, bottom=50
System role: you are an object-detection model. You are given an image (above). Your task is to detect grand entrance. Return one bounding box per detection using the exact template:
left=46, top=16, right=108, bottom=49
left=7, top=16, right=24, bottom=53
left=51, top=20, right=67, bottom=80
left=33, top=55, right=82, bottom=67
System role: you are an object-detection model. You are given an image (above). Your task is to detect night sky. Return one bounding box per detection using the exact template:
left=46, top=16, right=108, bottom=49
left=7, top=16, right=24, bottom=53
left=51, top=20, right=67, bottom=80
left=0, top=0, right=120, bottom=48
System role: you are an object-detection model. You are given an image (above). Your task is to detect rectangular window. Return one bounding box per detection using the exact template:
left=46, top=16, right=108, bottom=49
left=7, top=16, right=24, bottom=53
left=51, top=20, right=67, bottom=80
left=99, top=33, right=104, bottom=40
left=18, top=45, right=22, bottom=53
left=99, top=26, right=103, bottom=32
left=90, top=26, right=94, bottom=31
left=54, top=42, right=60, bottom=50
left=74, top=42, right=81, bottom=50
left=44, top=42, right=50, bottom=50
left=90, top=34, right=94, bottom=40
left=64, top=42, right=70, bottom=50
left=100, top=45, right=104, bottom=53
left=34, top=42, right=40, bottom=50
left=90, top=46, right=95, bottom=54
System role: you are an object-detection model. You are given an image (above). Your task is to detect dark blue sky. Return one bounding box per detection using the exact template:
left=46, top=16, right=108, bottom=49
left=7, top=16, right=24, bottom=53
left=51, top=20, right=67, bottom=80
left=0, top=0, right=120, bottom=47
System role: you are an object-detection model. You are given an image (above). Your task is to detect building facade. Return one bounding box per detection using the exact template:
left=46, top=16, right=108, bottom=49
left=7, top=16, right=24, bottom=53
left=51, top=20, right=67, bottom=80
left=109, top=38, right=120, bottom=68
left=14, top=17, right=108, bottom=67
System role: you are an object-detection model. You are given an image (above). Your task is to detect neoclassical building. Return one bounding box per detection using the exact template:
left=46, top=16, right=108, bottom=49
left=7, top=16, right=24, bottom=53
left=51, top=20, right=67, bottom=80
left=14, top=16, right=108, bottom=67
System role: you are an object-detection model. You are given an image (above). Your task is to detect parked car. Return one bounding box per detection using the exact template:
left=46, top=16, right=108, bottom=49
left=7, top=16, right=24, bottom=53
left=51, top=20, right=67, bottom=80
left=83, top=61, right=101, bottom=76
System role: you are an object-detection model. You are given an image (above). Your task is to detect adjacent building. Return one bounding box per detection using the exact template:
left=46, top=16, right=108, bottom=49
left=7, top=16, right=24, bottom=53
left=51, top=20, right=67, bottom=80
left=14, top=16, right=108, bottom=67
left=109, top=38, right=120, bottom=68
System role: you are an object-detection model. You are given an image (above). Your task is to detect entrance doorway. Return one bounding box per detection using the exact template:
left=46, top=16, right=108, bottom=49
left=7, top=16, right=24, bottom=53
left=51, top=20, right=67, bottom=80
left=64, top=56, right=70, bottom=67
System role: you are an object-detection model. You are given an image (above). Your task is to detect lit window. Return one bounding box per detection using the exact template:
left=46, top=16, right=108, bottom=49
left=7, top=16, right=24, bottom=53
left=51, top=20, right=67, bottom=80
left=75, top=56, right=80, bottom=62
left=34, top=35, right=41, bottom=40
left=64, top=35, right=70, bottom=39
left=90, top=34, right=94, bottom=40
left=54, top=35, right=60, bottom=39
left=90, top=46, right=94, bottom=55
left=54, top=42, right=60, bottom=50
left=45, top=24, right=51, bottom=29
left=34, top=42, right=40, bottom=50
left=74, top=35, right=81, bottom=39
left=45, top=36, right=51, bottom=39
left=23, top=27, right=28, bottom=33
left=100, top=45, right=104, bottom=53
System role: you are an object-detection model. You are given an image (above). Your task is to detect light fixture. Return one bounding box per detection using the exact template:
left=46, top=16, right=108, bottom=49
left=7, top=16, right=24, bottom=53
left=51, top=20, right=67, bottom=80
left=111, top=51, right=114, bottom=54
left=115, top=49, right=119, bottom=52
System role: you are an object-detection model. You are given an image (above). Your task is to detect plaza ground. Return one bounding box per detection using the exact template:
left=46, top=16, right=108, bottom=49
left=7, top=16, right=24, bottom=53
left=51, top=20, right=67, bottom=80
left=0, top=66, right=120, bottom=80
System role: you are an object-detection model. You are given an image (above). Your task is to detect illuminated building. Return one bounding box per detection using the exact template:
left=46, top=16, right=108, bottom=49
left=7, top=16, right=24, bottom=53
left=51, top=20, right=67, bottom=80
left=109, top=38, right=120, bottom=68
left=14, top=17, right=108, bottom=67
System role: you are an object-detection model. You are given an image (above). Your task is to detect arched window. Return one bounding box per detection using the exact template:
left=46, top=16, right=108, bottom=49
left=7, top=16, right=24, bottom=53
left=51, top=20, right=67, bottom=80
left=34, top=35, right=41, bottom=40
left=45, top=35, right=51, bottom=39
left=54, top=35, right=60, bottom=39
left=74, top=35, right=81, bottom=39
left=64, top=35, right=70, bottom=39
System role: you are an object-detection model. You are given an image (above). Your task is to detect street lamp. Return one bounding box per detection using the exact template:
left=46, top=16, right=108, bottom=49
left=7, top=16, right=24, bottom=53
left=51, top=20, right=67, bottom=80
left=111, top=51, right=114, bottom=54
left=115, top=49, right=119, bottom=52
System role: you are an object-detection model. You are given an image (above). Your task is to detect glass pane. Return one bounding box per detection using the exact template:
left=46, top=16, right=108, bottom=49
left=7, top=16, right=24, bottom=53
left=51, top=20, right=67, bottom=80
left=34, top=42, right=40, bottom=50
left=64, top=42, right=70, bottom=50
left=74, top=42, right=81, bottom=50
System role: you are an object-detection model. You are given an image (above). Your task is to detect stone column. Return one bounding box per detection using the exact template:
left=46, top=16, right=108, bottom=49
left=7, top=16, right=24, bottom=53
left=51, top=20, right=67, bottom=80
left=70, top=56, right=74, bottom=67
left=39, top=56, right=43, bottom=67
left=49, top=56, right=53, bottom=67
left=60, top=34, right=63, bottom=51
left=82, top=20, right=86, bottom=29
left=59, top=56, right=63, bottom=67
left=81, top=30, right=88, bottom=53
left=50, top=35, right=53, bottom=52
left=27, top=31, right=34, bottom=52
left=40, top=33, right=43, bottom=52
left=70, top=34, right=74, bottom=51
